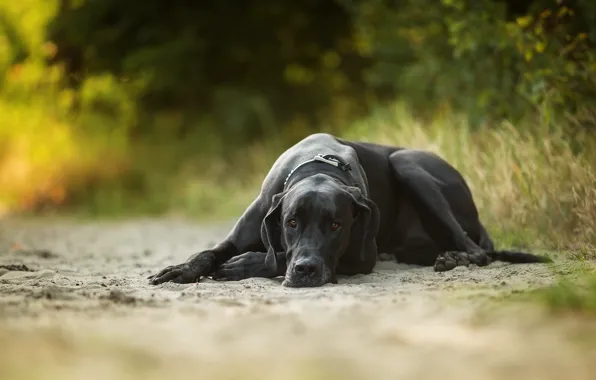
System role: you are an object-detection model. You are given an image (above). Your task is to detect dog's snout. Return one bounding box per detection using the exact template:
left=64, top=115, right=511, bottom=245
left=294, top=259, right=318, bottom=275
left=293, top=257, right=321, bottom=277
left=284, top=254, right=330, bottom=287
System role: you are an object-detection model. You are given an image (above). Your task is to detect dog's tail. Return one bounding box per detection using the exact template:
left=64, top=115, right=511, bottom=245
left=487, top=250, right=553, bottom=264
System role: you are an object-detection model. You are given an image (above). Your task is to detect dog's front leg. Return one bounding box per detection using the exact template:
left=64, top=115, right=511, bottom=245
left=212, top=251, right=287, bottom=281
left=148, top=196, right=271, bottom=285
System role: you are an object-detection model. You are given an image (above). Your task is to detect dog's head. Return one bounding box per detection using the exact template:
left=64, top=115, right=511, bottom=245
left=260, top=174, right=380, bottom=288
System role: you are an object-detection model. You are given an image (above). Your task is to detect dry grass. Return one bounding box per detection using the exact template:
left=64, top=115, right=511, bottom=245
left=343, top=103, right=596, bottom=251
left=1, top=100, right=595, bottom=251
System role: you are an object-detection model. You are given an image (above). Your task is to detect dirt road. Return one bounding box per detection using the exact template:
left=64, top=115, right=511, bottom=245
left=0, top=218, right=594, bottom=380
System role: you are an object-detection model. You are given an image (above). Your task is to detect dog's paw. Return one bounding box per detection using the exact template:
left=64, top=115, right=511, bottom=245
left=468, top=249, right=491, bottom=267
left=433, top=251, right=470, bottom=272
left=212, top=251, right=274, bottom=281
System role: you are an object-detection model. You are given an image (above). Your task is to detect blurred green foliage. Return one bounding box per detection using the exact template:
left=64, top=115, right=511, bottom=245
left=39, top=0, right=596, bottom=134
left=345, top=0, right=596, bottom=126
left=46, top=0, right=372, bottom=141
left=0, top=0, right=595, bottom=217
left=3, top=0, right=595, bottom=137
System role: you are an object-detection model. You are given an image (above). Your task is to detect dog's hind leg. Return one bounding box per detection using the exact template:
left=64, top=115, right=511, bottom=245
left=388, top=150, right=490, bottom=272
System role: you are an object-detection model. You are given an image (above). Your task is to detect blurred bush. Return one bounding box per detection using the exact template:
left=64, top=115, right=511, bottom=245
left=0, top=0, right=595, bottom=241
left=0, top=2, right=135, bottom=214
left=344, top=0, right=596, bottom=127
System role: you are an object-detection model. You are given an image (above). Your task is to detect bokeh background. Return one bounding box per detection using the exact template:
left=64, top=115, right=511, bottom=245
left=1, top=0, right=595, bottom=252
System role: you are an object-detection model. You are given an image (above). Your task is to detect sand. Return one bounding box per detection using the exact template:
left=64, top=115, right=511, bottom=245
left=0, top=217, right=595, bottom=380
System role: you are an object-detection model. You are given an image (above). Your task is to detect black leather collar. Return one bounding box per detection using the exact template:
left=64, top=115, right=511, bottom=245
left=283, top=154, right=356, bottom=189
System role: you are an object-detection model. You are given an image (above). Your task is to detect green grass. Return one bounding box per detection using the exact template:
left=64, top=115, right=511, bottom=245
left=537, top=276, right=596, bottom=315
left=526, top=260, right=596, bottom=316
left=481, top=260, right=596, bottom=316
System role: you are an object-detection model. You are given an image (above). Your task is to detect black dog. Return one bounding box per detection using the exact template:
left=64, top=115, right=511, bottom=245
left=148, top=133, right=551, bottom=287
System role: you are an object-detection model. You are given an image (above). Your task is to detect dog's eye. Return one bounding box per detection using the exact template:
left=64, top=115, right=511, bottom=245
left=286, top=219, right=297, bottom=228
left=331, top=222, right=341, bottom=231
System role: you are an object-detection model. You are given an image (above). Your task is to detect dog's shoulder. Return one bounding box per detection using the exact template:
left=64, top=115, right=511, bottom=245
left=335, top=137, right=403, bottom=160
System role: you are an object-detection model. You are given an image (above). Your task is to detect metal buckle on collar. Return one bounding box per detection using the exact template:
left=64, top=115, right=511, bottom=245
left=314, top=154, right=352, bottom=172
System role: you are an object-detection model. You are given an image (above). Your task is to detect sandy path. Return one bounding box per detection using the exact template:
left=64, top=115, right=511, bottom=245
left=0, top=218, right=594, bottom=380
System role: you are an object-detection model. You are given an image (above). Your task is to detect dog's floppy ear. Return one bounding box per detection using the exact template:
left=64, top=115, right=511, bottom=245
left=260, top=191, right=287, bottom=272
left=342, top=186, right=380, bottom=262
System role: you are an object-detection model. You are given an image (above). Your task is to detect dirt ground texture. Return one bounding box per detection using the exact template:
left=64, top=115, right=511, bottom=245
left=1, top=217, right=595, bottom=380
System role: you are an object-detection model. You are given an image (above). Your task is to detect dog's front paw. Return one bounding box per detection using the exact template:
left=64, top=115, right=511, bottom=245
left=148, top=262, right=201, bottom=285
left=212, top=251, right=275, bottom=281
left=148, top=250, right=215, bottom=285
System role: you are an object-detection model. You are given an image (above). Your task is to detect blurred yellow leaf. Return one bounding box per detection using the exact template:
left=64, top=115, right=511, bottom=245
left=540, top=9, right=552, bottom=19
left=354, top=33, right=372, bottom=56
left=534, top=25, right=544, bottom=36
left=58, top=89, right=75, bottom=110
left=72, top=0, right=86, bottom=8
left=525, top=50, right=533, bottom=62
left=535, top=41, right=546, bottom=53
left=283, top=64, right=314, bottom=85
left=516, top=15, right=533, bottom=28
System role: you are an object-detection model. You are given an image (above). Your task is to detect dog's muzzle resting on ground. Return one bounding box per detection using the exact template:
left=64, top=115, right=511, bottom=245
left=148, top=133, right=552, bottom=288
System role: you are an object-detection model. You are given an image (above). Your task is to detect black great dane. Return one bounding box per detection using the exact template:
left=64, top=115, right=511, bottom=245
left=148, top=133, right=551, bottom=288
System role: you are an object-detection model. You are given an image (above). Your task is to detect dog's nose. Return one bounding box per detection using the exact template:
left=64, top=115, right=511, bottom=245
left=294, top=258, right=319, bottom=276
